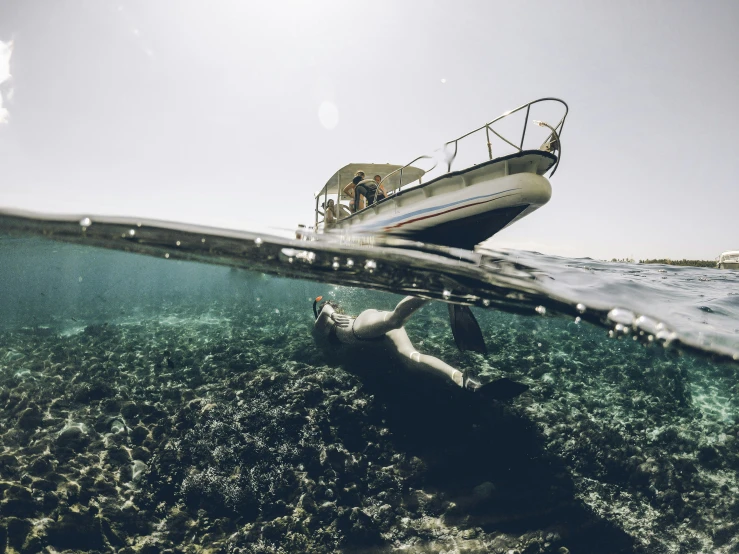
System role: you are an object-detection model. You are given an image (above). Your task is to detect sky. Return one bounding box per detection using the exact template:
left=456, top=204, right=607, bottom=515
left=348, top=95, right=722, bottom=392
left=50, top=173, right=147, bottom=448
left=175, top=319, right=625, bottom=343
left=0, top=0, right=737, bottom=260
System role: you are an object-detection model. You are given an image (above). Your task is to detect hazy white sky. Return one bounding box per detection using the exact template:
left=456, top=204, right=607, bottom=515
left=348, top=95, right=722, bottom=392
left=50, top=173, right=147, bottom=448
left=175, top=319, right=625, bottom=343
left=1, top=0, right=737, bottom=259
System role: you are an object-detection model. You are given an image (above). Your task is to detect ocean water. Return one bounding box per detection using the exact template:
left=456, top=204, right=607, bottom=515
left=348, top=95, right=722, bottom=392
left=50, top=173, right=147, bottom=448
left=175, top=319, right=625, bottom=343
left=1, top=211, right=738, bottom=554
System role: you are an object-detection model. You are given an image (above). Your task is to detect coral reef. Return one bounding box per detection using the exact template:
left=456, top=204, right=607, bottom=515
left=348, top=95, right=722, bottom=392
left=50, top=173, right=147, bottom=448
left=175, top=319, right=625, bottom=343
left=0, top=294, right=736, bottom=553
left=0, top=302, right=638, bottom=553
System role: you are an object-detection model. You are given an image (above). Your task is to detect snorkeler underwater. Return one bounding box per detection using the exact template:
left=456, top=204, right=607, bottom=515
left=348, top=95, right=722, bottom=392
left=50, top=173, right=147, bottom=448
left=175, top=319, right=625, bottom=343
left=2, top=1, right=739, bottom=553
left=0, top=215, right=738, bottom=554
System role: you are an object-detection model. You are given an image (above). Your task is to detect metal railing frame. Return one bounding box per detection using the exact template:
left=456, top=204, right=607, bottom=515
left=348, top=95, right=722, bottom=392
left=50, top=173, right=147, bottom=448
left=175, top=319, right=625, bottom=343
left=381, top=98, right=568, bottom=193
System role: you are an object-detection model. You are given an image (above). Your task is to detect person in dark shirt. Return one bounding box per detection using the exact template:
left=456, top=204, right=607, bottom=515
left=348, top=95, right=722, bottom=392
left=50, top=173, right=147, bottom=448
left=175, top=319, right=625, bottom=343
left=343, top=171, right=365, bottom=212
left=373, top=174, right=387, bottom=201
left=352, top=176, right=384, bottom=212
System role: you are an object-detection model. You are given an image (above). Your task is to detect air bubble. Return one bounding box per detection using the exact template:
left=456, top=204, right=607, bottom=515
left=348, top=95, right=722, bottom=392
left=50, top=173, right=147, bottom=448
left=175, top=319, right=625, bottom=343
left=280, top=248, right=296, bottom=262
left=332, top=260, right=340, bottom=270
left=254, top=237, right=263, bottom=247
left=164, top=253, right=170, bottom=259
left=442, top=289, right=452, bottom=300
left=607, top=308, right=635, bottom=326
left=346, top=258, right=354, bottom=268
left=296, top=251, right=315, bottom=263
left=176, top=241, right=181, bottom=246
left=634, top=315, right=660, bottom=335
left=575, top=316, right=581, bottom=324
left=365, top=260, right=377, bottom=271
left=535, top=306, right=546, bottom=315
left=201, top=238, right=206, bottom=243
left=482, top=299, right=490, bottom=307
left=128, top=229, right=136, bottom=237
left=79, top=217, right=92, bottom=228
left=576, top=303, right=586, bottom=314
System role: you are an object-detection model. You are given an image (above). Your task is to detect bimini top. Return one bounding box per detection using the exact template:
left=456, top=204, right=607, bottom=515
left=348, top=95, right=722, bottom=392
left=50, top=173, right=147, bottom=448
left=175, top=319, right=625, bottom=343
left=315, top=163, right=426, bottom=200
left=719, top=251, right=739, bottom=262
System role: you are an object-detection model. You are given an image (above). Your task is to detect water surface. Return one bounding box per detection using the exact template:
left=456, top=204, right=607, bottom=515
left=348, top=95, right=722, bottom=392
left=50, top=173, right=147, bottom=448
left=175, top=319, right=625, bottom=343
left=1, top=210, right=738, bottom=553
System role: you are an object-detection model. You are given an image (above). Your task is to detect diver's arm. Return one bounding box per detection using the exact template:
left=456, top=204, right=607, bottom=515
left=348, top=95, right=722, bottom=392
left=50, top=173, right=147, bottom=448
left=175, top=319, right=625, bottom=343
left=388, top=296, right=429, bottom=327
left=351, top=296, right=429, bottom=338
left=312, top=305, right=335, bottom=339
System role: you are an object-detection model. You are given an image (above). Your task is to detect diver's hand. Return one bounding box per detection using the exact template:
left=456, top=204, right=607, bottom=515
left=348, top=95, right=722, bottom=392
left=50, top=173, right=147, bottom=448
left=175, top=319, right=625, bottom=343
left=331, top=313, right=352, bottom=328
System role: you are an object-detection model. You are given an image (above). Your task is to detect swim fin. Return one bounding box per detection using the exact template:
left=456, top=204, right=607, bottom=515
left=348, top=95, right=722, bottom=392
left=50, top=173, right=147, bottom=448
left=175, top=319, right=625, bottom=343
left=465, top=376, right=529, bottom=400
left=448, top=304, right=487, bottom=354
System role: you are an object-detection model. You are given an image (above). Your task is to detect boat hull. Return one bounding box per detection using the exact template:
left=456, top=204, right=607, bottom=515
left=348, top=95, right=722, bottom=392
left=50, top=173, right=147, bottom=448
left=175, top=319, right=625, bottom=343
left=332, top=154, right=553, bottom=249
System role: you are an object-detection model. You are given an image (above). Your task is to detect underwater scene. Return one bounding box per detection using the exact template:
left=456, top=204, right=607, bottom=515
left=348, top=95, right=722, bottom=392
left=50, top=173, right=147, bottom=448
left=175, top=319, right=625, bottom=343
left=1, top=213, right=739, bottom=554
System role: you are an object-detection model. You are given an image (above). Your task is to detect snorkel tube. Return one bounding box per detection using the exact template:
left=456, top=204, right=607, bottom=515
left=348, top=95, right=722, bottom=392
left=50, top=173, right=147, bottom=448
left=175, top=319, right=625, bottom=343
left=313, top=296, right=323, bottom=320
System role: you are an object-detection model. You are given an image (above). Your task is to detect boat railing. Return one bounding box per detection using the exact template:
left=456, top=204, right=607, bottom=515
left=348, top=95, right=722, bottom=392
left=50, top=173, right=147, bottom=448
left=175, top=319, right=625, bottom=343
left=381, top=97, right=568, bottom=194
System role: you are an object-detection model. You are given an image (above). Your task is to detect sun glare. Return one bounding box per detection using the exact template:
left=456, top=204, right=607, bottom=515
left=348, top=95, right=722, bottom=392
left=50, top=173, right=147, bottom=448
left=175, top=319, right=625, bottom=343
left=318, top=101, right=339, bottom=130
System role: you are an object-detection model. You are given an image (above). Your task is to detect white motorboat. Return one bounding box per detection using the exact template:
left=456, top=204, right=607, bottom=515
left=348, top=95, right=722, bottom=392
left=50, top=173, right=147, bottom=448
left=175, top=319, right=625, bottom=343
left=718, top=251, right=739, bottom=269
left=309, top=98, right=568, bottom=249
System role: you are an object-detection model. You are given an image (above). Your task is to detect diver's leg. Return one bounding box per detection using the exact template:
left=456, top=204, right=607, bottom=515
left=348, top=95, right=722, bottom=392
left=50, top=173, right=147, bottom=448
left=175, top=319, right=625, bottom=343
left=383, top=329, right=529, bottom=398
left=352, top=296, right=429, bottom=338
left=385, top=329, right=464, bottom=387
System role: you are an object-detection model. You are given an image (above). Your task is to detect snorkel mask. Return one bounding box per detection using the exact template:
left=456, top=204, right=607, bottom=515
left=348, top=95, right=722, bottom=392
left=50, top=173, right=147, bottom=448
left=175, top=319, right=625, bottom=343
left=313, top=296, right=323, bottom=320
left=313, top=296, right=341, bottom=319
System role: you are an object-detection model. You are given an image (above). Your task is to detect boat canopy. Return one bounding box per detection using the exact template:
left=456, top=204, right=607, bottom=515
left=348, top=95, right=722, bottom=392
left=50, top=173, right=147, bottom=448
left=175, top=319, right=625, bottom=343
left=315, top=163, right=425, bottom=200
left=719, top=251, right=739, bottom=262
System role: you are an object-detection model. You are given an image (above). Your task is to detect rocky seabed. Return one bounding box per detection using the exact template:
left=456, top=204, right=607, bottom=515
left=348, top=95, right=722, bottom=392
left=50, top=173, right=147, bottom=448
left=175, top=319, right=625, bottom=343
left=0, top=304, right=737, bottom=553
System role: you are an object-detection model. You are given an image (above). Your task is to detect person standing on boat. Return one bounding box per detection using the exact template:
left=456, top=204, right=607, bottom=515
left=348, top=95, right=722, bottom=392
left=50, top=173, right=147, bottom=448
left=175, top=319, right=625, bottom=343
left=343, top=171, right=366, bottom=213
left=352, top=176, right=385, bottom=212
left=312, top=295, right=529, bottom=399
left=373, top=174, right=387, bottom=201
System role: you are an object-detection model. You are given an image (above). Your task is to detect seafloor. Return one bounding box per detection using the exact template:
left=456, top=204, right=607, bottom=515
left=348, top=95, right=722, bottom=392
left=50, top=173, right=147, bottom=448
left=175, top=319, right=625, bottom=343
left=1, top=290, right=738, bottom=554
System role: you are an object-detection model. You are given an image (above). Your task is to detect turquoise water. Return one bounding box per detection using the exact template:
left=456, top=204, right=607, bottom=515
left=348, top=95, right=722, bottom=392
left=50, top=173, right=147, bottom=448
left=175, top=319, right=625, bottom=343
left=1, top=213, right=739, bottom=553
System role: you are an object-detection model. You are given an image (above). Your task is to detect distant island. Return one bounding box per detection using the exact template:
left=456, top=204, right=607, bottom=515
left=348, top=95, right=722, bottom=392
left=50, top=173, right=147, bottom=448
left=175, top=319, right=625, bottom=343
left=609, top=258, right=716, bottom=268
